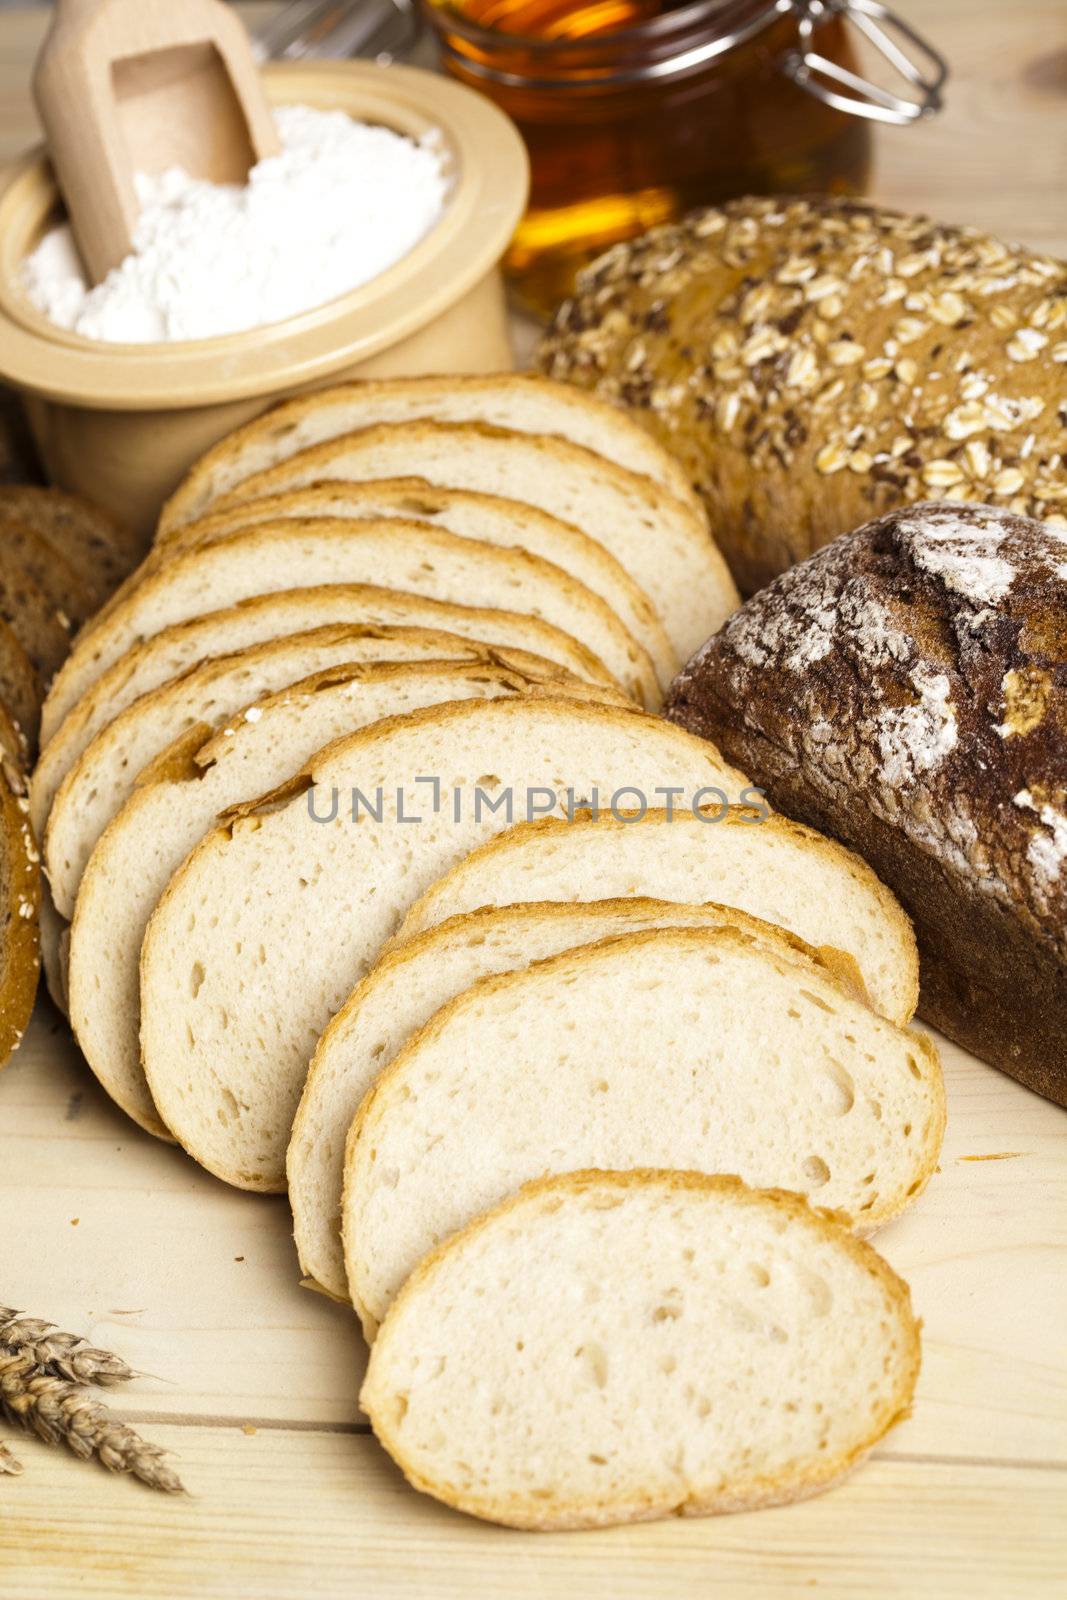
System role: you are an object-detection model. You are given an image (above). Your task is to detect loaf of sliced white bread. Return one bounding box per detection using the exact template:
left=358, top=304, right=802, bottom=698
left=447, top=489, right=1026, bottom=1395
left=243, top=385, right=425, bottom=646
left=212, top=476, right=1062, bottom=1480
left=41, top=521, right=653, bottom=739
left=361, top=1169, right=921, bottom=1531
left=34, top=583, right=613, bottom=790
left=139, top=697, right=751, bottom=1190
left=158, top=373, right=702, bottom=533
left=396, top=809, right=918, bottom=1027
left=292, top=888, right=908, bottom=1302
left=198, top=423, right=735, bottom=664
left=106, top=481, right=674, bottom=690
left=45, top=628, right=621, bottom=921
left=343, top=924, right=943, bottom=1336
left=69, top=659, right=624, bottom=1138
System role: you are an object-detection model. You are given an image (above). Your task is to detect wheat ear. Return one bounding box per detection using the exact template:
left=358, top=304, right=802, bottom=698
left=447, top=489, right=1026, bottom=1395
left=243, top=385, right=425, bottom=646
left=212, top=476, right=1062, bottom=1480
left=0, top=1308, right=135, bottom=1386
left=0, top=1356, right=183, bottom=1493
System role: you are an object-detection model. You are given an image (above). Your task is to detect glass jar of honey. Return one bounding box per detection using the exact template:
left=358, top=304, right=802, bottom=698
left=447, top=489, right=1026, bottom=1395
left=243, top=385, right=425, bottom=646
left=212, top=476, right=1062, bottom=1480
left=424, top=0, right=947, bottom=315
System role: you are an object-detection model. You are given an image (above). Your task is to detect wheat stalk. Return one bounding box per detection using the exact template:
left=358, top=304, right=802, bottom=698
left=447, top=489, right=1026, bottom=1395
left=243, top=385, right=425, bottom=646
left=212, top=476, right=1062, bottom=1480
left=0, top=1355, right=183, bottom=1494
left=0, top=1437, right=21, bottom=1475
left=0, top=1308, right=136, bottom=1386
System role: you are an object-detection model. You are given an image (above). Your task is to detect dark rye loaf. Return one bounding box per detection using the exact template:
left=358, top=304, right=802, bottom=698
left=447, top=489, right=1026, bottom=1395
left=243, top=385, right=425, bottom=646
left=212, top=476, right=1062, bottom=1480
left=665, top=502, right=1067, bottom=1105
left=539, top=196, right=1067, bottom=594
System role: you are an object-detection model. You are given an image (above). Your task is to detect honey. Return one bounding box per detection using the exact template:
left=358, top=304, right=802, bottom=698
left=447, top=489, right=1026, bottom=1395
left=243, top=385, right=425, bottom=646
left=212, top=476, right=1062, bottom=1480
left=426, top=0, right=875, bottom=315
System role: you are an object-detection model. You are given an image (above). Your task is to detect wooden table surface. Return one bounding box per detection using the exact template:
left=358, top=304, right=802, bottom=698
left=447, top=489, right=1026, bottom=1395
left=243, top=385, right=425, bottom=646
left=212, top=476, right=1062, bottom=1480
left=1, top=5, right=1065, bottom=1597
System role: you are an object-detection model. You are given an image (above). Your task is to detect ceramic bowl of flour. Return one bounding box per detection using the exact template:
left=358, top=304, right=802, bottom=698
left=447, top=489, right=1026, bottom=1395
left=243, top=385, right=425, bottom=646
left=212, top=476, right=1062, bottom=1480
left=0, top=61, right=528, bottom=538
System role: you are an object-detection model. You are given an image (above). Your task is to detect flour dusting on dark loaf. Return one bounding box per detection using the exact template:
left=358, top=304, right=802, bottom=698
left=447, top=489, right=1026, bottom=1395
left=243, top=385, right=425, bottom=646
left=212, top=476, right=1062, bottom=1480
left=539, top=196, right=1067, bottom=593
left=665, top=502, right=1067, bottom=1104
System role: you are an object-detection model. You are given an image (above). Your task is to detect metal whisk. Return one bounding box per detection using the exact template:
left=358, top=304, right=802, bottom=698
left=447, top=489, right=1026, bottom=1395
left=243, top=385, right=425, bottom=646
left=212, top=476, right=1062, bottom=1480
left=254, top=0, right=423, bottom=64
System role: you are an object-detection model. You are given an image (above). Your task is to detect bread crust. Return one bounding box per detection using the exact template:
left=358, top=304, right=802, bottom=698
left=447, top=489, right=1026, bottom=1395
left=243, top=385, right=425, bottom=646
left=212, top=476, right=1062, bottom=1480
left=0, top=757, right=40, bottom=1069
left=540, top=196, right=1067, bottom=594
left=105, top=479, right=673, bottom=690
left=44, top=623, right=626, bottom=918
left=66, top=659, right=625, bottom=1138
left=194, top=421, right=736, bottom=667
left=158, top=373, right=702, bottom=533
left=139, top=696, right=751, bottom=1189
left=0, top=621, right=40, bottom=752
left=0, top=519, right=102, bottom=628
left=49, top=518, right=650, bottom=720
left=37, top=585, right=615, bottom=779
left=666, top=501, right=1067, bottom=1103
left=0, top=559, right=72, bottom=683
left=0, top=484, right=140, bottom=591
left=393, top=805, right=919, bottom=1024
left=291, top=895, right=874, bottom=1295
left=361, top=1169, right=922, bottom=1532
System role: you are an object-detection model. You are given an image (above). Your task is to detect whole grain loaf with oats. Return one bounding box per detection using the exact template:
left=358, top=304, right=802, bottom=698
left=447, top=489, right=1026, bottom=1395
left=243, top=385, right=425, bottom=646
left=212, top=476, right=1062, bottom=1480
left=539, top=196, right=1067, bottom=594
left=665, top=501, right=1067, bottom=1105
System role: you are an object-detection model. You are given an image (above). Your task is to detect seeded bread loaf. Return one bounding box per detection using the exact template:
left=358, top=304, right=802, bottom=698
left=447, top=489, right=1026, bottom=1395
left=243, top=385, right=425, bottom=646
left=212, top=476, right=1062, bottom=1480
left=0, top=623, right=39, bottom=754
left=0, top=561, right=72, bottom=683
left=361, top=1170, right=921, bottom=1530
left=291, top=898, right=873, bottom=1300
left=69, top=658, right=621, bottom=1138
left=0, top=486, right=139, bottom=594
left=38, top=583, right=612, bottom=758
left=0, top=700, right=26, bottom=775
left=0, top=755, right=39, bottom=1069
left=0, top=521, right=99, bottom=630
left=540, top=196, right=1067, bottom=593
left=158, top=373, right=701, bottom=533
left=666, top=501, right=1067, bottom=1105
left=200, top=422, right=737, bottom=665
left=140, top=697, right=750, bottom=1190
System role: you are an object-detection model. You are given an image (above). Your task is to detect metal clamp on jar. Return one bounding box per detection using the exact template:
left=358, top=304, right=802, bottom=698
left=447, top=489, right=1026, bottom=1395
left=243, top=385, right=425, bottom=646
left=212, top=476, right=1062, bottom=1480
left=425, top=0, right=948, bottom=314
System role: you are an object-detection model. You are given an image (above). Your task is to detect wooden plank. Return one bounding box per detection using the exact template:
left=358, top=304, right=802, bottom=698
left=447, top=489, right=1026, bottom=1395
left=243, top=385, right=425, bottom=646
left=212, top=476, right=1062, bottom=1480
left=3, top=1005, right=1065, bottom=1462
left=0, top=1008, right=364, bottom=1427
left=1, top=1430, right=1063, bottom=1600
left=870, top=0, right=1067, bottom=258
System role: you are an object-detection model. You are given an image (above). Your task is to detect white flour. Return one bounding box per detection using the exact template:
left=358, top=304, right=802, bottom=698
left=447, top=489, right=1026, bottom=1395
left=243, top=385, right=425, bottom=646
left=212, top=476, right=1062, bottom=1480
left=23, top=104, right=449, bottom=343
left=901, top=513, right=1017, bottom=606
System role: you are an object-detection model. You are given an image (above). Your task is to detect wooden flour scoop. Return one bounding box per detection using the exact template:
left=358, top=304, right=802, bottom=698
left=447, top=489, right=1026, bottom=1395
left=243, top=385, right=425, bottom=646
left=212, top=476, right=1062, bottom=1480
left=33, top=0, right=281, bottom=285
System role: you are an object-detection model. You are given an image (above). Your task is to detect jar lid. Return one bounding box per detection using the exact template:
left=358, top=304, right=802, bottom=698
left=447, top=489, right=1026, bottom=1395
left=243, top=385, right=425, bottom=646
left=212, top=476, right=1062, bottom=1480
left=429, top=0, right=948, bottom=124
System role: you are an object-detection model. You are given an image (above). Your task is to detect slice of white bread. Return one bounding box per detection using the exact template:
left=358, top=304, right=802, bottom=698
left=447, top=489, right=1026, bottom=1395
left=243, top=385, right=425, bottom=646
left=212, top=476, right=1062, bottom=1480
left=70, top=661, right=626, bottom=1139
left=396, top=810, right=918, bottom=1027
left=110, top=481, right=674, bottom=689
left=44, top=520, right=654, bottom=731
left=36, top=588, right=612, bottom=805
left=291, top=899, right=871, bottom=1301
left=158, top=373, right=701, bottom=533
left=46, top=628, right=619, bottom=921
left=0, top=759, right=39, bottom=1069
left=38, top=882, right=69, bottom=1016
left=344, top=925, right=944, bottom=1334
left=203, top=423, right=737, bottom=663
left=139, top=698, right=751, bottom=1191
left=361, top=1169, right=922, bottom=1531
